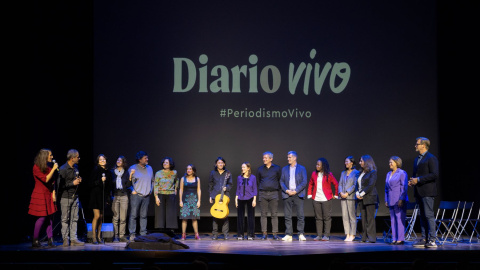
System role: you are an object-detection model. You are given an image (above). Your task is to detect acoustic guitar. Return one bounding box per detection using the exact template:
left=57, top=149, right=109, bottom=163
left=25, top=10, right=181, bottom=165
left=210, top=171, right=230, bottom=219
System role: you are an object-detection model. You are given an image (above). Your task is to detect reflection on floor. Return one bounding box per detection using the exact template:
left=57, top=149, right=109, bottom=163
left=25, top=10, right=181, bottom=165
left=1, top=233, right=479, bottom=270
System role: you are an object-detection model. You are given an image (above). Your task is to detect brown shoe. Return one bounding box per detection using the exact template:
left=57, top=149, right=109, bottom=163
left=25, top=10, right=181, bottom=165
left=70, top=239, right=85, bottom=246
left=62, top=239, right=69, bottom=247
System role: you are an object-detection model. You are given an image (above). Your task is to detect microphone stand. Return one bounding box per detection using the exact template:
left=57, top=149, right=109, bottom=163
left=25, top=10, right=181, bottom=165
left=102, top=173, right=105, bottom=242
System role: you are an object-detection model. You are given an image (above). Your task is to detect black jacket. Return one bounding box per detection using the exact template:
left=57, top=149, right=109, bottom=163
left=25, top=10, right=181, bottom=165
left=413, top=151, right=439, bottom=197
left=358, top=170, right=378, bottom=205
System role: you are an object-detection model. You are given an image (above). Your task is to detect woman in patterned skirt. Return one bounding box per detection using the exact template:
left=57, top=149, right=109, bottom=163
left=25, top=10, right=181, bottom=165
left=179, top=164, right=201, bottom=240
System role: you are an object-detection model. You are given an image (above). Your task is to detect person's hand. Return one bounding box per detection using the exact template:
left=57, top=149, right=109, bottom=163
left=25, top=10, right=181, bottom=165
left=252, top=200, right=256, bottom=207
left=356, top=194, right=363, bottom=200
left=179, top=201, right=183, bottom=208
left=73, top=178, right=81, bottom=185
left=155, top=196, right=160, bottom=206
left=209, top=197, right=213, bottom=204
left=398, top=200, right=404, bottom=207
left=52, top=192, right=56, bottom=202
left=408, top=177, right=418, bottom=186
left=385, top=202, right=388, bottom=207
left=235, top=199, right=238, bottom=208
left=132, top=191, right=137, bottom=195
left=196, top=201, right=201, bottom=208
left=52, top=162, right=59, bottom=171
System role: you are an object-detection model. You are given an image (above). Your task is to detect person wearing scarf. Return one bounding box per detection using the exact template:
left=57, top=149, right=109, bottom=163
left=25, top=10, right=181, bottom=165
left=110, top=156, right=132, bottom=242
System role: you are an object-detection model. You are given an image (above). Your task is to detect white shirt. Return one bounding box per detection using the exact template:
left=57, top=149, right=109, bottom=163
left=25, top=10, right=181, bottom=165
left=314, top=172, right=328, bottom=202
left=356, top=172, right=365, bottom=197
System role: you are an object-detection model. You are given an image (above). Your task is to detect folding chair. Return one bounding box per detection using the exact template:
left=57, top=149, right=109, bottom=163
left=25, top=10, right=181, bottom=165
left=404, top=201, right=419, bottom=241
left=453, top=201, right=474, bottom=242
left=435, top=200, right=461, bottom=245
left=468, top=207, right=480, bottom=243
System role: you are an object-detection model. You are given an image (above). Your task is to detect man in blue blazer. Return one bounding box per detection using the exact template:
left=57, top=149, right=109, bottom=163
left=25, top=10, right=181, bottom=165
left=280, top=151, right=308, bottom=241
left=408, top=137, right=439, bottom=248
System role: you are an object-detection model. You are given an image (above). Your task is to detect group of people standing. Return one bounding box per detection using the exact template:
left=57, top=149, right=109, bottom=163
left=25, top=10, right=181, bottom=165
left=28, top=137, right=439, bottom=248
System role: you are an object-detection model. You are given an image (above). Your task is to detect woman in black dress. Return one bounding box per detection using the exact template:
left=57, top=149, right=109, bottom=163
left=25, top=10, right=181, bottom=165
left=89, top=154, right=112, bottom=244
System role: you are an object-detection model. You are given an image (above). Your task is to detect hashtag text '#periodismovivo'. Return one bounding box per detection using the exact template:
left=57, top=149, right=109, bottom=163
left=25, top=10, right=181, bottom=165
left=220, top=108, right=312, bottom=118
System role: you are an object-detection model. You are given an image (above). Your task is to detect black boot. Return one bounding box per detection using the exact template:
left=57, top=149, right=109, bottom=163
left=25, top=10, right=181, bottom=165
left=32, top=239, right=42, bottom=248
left=47, top=238, right=56, bottom=248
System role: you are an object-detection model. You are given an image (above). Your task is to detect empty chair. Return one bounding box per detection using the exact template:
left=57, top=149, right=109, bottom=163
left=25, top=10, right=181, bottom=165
left=453, top=201, right=474, bottom=242
left=435, top=200, right=461, bottom=245
left=467, top=207, right=480, bottom=243
left=404, top=202, right=419, bottom=241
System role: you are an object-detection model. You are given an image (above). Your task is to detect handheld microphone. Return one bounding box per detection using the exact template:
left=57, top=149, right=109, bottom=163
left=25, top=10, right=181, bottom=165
left=52, top=160, right=59, bottom=171
left=73, top=171, right=80, bottom=199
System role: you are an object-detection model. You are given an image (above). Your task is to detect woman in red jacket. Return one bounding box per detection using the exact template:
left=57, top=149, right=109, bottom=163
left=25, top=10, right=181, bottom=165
left=307, top=157, right=338, bottom=241
left=28, top=149, right=58, bottom=248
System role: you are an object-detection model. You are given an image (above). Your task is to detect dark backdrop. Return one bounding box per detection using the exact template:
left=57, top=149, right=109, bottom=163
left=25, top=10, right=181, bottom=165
left=10, top=0, right=477, bottom=244
left=93, top=0, right=438, bottom=218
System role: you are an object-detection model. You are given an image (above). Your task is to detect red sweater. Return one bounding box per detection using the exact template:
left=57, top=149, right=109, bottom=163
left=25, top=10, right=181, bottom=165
left=307, top=171, right=339, bottom=200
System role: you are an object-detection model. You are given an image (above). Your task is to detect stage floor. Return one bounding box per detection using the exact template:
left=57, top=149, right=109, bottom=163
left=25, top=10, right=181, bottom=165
left=1, top=233, right=479, bottom=270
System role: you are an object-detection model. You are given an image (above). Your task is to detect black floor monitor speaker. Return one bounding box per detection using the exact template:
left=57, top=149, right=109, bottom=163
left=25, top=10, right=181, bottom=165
left=126, top=233, right=189, bottom=250
left=87, top=223, right=114, bottom=242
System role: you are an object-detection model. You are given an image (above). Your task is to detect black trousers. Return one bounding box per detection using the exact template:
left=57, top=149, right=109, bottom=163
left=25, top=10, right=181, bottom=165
left=312, top=199, right=333, bottom=237
left=237, top=198, right=255, bottom=237
left=154, top=194, right=178, bottom=229
left=358, top=200, right=376, bottom=242
left=259, top=190, right=279, bottom=233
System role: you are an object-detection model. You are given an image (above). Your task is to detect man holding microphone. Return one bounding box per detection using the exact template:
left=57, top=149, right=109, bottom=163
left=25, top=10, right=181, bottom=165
left=58, top=149, right=85, bottom=247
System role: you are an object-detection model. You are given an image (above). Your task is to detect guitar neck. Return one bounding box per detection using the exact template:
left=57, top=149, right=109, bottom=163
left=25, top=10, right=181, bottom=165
left=220, top=172, right=229, bottom=199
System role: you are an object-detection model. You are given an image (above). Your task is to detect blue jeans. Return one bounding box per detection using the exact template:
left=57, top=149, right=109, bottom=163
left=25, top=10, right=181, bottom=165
left=283, top=195, right=305, bottom=235
left=129, top=194, right=150, bottom=236
left=417, top=196, right=436, bottom=241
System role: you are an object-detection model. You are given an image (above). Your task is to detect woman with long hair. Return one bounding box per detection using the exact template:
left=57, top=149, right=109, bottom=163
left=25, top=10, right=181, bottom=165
left=179, top=164, right=201, bottom=240
left=235, top=162, right=257, bottom=240
left=89, top=154, right=112, bottom=244
left=356, top=155, right=379, bottom=243
left=29, top=149, right=58, bottom=248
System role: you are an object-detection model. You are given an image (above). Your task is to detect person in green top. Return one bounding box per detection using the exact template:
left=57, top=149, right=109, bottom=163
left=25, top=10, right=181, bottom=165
left=154, top=157, right=179, bottom=235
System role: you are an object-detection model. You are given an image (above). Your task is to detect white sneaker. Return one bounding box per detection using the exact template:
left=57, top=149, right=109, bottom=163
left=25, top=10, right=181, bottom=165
left=282, top=235, right=292, bottom=241
left=299, top=234, right=306, bottom=241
